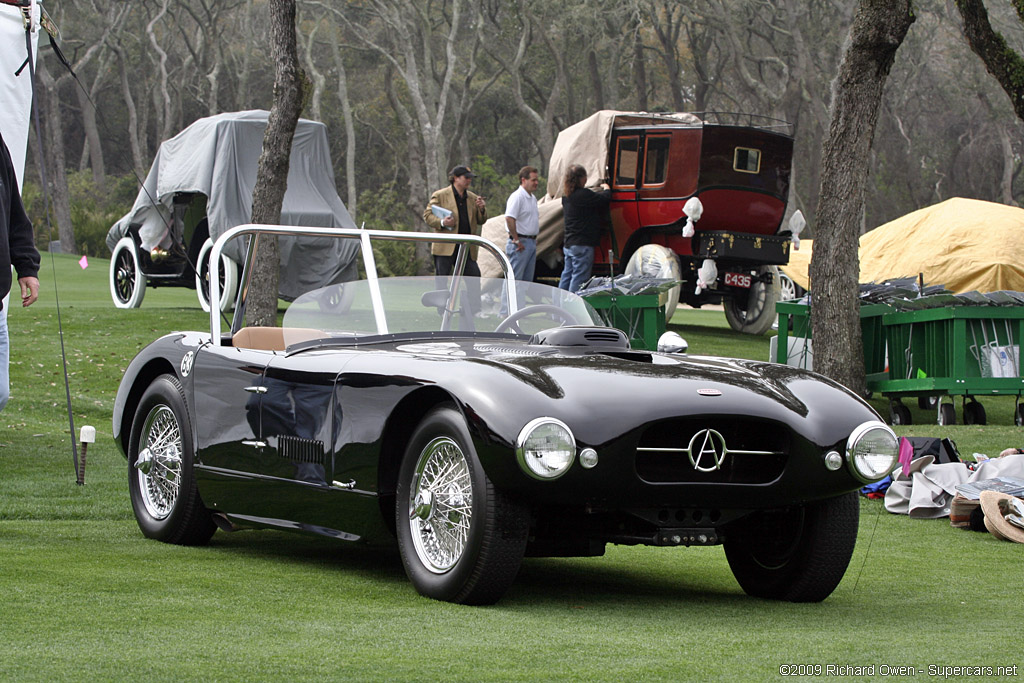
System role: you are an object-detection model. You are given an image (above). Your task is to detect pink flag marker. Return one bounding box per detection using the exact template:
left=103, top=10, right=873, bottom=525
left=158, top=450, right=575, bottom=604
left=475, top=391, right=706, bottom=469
left=79, top=255, right=89, bottom=269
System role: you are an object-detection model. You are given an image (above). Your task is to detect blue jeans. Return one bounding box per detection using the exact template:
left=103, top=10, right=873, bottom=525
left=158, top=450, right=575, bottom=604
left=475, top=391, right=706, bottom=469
left=506, top=237, right=537, bottom=283
left=501, top=238, right=537, bottom=315
left=0, top=304, right=9, bottom=412
left=559, top=244, right=595, bottom=293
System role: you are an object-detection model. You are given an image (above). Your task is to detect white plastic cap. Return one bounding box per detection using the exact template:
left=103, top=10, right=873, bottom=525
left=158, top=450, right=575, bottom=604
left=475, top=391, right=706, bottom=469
left=80, top=425, right=96, bottom=444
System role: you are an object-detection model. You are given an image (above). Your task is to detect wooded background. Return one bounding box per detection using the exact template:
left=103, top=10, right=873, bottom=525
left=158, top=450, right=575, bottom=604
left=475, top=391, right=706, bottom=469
left=21, top=0, right=1024, bottom=263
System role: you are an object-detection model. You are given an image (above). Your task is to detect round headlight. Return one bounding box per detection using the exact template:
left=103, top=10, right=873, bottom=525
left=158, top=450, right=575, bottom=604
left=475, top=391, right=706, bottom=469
left=846, top=421, right=898, bottom=482
left=516, top=418, right=575, bottom=480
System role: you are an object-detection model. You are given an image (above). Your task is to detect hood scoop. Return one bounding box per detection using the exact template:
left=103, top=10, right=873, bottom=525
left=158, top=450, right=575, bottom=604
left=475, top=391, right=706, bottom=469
left=529, top=326, right=630, bottom=350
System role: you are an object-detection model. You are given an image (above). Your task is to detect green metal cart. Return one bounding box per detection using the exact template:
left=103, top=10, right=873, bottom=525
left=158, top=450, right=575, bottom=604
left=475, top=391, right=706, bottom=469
left=871, top=306, right=1024, bottom=426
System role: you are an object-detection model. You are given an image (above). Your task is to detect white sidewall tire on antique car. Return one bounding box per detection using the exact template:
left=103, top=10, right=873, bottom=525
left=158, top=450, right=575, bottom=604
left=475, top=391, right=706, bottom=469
left=196, top=238, right=239, bottom=313
left=128, top=374, right=216, bottom=546
left=724, top=264, right=781, bottom=335
left=109, top=236, right=146, bottom=309
left=396, top=403, right=529, bottom=605
left=723, top=491, right=858, bottom=602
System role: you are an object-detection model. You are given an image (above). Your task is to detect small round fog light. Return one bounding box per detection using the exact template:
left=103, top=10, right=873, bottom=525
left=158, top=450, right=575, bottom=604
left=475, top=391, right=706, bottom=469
left=579, top=448, right=598, bottom=469
left=824, top=450, right=843, bottom=471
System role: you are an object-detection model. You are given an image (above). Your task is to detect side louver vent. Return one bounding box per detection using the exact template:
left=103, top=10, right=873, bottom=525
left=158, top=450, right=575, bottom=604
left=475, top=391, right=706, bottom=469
left=279, top=435, right=326, bottom=466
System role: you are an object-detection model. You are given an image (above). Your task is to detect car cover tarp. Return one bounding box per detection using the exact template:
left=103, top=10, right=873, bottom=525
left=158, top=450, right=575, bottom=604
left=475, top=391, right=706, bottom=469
left=781, top=198, right=1024, bottom=294
left=105, top=110, right=359, bottom=300
left=478, top=110, right=701, bottom=279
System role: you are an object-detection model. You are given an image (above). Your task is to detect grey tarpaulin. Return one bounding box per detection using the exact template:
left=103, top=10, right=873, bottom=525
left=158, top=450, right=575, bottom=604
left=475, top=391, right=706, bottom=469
left=105, top=110, right=359, bottom=301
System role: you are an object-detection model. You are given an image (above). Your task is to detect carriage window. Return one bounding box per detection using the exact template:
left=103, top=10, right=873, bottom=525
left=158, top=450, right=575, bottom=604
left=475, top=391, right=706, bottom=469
left=643, top=136, right=670, bottom=186
left=614, top=137, right=639, bottom=187
left=734, top=147, right=761, bottom=174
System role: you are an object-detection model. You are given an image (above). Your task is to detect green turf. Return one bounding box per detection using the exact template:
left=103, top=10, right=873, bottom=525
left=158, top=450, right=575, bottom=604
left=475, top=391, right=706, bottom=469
left=1, top=254, right=1021, bottom=681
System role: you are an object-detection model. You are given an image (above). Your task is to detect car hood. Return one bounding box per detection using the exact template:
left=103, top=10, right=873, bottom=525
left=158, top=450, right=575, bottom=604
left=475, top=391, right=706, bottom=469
left=346, top=338, right=880, bottom=449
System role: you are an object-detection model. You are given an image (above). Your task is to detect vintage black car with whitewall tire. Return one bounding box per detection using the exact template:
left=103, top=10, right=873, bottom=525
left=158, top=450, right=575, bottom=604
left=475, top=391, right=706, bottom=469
left=112, top=226, right=898, bottom=605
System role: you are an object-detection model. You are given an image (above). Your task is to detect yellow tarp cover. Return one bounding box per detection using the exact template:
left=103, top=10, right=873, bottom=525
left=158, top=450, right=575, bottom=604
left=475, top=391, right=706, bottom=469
left=781, top=198, right=1024, bottom=293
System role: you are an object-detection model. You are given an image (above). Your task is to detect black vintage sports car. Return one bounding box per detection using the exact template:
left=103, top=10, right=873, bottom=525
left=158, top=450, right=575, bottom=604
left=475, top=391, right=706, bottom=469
left=112, top=226, right=898, bottom=605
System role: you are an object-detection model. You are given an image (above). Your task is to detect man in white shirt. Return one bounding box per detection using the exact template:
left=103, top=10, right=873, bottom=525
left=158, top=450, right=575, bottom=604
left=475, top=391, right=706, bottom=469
left=504, top=166, right=540, bottom=282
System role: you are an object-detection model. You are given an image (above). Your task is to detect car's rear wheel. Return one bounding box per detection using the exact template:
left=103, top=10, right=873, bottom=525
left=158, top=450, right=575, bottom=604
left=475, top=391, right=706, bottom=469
left=396, top=404, right=529, bottom=604
left=196, top=238, right=239, bottom=313
left=109, top=236, right=146, bottom=309
left=724, top=265, right=781, bottom=335
left=724, top=491, right=858, bottom=602
left=128, top=374, right=215, bottom=545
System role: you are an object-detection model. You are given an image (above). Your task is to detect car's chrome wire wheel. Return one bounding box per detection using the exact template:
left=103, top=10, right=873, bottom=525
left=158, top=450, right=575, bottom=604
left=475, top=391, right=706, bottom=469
left=136, top=405, right=184, bottom=520
left=407, top=436, right=473, bottom=573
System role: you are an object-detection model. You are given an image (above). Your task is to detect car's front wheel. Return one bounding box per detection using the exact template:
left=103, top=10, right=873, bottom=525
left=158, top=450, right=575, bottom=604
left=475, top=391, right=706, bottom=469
left=109, top=236, right=146, bottom=309
left=723, top=491, right=858, bottom=602
left=396, top=404, right=529, bottom=604
left=128, top=374, right=215, bottom=545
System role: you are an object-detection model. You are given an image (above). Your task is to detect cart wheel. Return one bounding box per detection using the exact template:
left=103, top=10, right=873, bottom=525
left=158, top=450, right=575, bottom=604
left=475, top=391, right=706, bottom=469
left=724, top=265, right=781, bottom=336
left=196, top=239, right=239, bottom=313
left=109, top=237, right=146, bottom=309
left=1015, top=404, right=1024, bottom=427
left=938, top=403, right=956, bottom=426
left=918, top=396, right=938, bottom=410
left=963, top=401, right=987, bottom=426
left=890, top=403, right=912, bottom=426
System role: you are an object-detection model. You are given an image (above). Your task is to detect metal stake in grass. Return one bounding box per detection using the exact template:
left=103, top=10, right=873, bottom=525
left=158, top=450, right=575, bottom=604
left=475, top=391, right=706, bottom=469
left=78, top=426, right=95, bottom=486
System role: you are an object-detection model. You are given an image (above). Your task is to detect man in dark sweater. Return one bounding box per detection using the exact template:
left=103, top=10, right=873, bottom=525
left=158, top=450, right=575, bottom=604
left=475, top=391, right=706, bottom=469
left=1, top=130, right=41, bottom=412
left=559, top=164, right=610, bottom=293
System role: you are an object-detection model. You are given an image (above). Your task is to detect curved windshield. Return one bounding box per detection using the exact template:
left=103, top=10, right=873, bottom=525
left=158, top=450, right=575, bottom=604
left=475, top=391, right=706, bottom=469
left=282, top=276, right=603, bottom=339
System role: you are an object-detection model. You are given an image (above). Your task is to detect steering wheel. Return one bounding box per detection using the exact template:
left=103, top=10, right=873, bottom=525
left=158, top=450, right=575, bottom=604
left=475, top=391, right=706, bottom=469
left=494, top=304, right=581, bottom=334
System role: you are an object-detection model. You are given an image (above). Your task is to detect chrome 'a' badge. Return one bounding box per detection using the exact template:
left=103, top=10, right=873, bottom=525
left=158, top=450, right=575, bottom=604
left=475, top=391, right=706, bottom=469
left=697, top=388, right=722, bottom=396
left=688, top=429, right=727, bottom=472
left=180, top=351, right=195, bottom=377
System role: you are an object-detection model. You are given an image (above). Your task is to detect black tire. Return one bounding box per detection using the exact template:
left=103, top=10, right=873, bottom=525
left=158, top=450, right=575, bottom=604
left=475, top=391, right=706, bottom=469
left=724, top=492, right=859, bottom=602
left=938, top=403, right=957, bottom=426
left=396, top=403, right=529, bottom=605
left=963, top=401, right=987, bottom=426
left=917, top=395, right=938, bottom=410
left=109, top=236, right=146, bottom=308
left=195, top=238, right=239, bottom=313
left=890, top=403, right=912, bottom=426
left=128, top=374, right=215, bottom=545
left=724, top=265, right=781, bottom=336
left=1016, top=404, right=1024, bottom=427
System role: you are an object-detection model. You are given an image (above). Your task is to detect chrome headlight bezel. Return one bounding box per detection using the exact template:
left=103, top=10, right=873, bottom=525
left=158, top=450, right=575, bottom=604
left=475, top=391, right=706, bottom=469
left=516, top=417, right=576, bottom=480
left=845, top=420, right=898, bottom=483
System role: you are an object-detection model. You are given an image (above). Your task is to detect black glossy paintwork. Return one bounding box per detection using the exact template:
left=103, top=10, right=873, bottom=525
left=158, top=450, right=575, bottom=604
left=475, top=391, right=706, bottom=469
left=114, top=330, right=881, bottom=545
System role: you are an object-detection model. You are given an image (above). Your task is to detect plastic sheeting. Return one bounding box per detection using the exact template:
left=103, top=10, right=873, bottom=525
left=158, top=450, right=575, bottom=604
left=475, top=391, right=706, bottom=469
left=105, top=110, right=359, bottom=300
left=0, top=3, right=40, bottom=187
left=781, top=198, right=1024, bottom=294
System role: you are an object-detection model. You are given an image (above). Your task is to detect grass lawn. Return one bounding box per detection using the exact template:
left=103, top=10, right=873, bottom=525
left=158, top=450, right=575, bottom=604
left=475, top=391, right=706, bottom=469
left=1, top=254, right=1021, bottom=681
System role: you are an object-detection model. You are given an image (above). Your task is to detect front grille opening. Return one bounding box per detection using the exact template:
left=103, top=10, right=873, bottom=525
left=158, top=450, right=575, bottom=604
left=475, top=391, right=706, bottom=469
left=636, top=418, right=790, bottom=484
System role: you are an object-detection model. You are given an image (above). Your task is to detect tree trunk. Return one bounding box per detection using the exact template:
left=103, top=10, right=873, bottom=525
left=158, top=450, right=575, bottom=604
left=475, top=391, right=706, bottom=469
left=248, top=0, right=305, bottom=327
left=36, top=59, right=76, bottom=255
left=115, top=46, right=146, bottom=178
left=956, top=0, right=1024, bottom=122
left=329, top=25, right=358, bottom=216
left=809, top=0, right=914, bottom=395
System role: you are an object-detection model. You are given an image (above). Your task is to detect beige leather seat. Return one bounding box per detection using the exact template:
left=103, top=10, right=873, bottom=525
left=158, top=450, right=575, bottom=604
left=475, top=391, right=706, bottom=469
left=231, top=327, right=325, bottom=351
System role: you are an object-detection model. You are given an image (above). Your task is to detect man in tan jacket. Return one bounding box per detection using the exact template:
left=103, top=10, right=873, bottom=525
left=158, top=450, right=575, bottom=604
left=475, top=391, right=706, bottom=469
left=423, top=165, right=487, bottom=315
